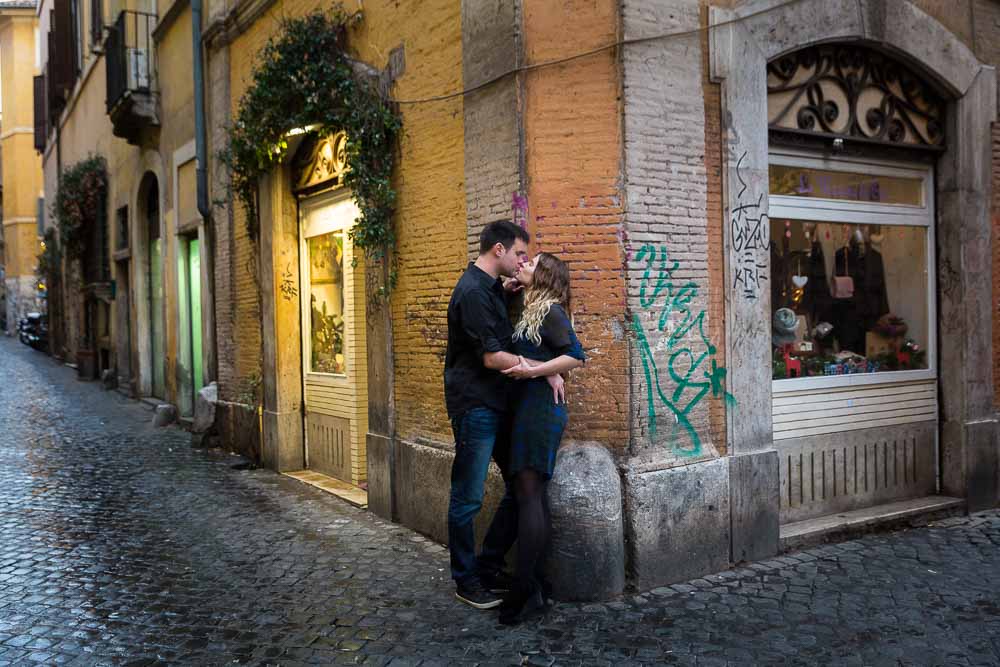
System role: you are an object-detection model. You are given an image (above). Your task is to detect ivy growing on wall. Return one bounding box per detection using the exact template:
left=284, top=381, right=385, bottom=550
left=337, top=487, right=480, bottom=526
left=53, top=155, right=108, bottom=264
left=36, top=228, right=61, bottom=289
left=222, top=9, right=402, bottom=293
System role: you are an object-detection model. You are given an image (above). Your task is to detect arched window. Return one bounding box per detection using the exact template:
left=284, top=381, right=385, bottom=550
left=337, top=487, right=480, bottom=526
left=767, top=44, right=945, bottom=150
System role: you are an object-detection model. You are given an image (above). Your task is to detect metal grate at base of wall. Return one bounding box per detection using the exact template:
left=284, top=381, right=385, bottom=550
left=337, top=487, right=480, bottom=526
left=778, top=421, right=936, bottom=523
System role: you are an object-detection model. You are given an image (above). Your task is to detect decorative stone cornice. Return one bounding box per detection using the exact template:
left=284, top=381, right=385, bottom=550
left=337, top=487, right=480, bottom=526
left=202, top=0, right=276, bottom=49
left=152, top=0, right=189, bottom=43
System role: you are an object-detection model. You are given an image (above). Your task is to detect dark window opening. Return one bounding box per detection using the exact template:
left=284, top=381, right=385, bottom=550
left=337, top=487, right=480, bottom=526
left=116, top=205, right=128, bottom=250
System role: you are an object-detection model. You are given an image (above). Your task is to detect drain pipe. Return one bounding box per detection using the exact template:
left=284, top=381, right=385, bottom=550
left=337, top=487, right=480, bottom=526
left=191, top=0, right=217, bottom=382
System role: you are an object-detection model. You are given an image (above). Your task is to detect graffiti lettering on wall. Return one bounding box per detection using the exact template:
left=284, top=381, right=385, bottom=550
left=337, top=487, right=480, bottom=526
left=279, top=263, right=298, bottom=302
left=631, top=244, right=735, bottom=457
left=731, top=151, right=768, bottom=300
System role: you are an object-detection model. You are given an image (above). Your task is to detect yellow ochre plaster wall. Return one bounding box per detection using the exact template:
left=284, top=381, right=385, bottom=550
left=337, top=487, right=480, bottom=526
left=226, top=0, right=467, bottom=476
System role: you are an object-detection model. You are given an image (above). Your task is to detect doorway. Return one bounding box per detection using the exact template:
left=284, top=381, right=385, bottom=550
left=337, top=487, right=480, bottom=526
left=115, top=260, right=132, bottom=389
left=298, top=189, right=368, bottom=485
left=178, top=234, right=204, bottom=416
left=145, top=178, right=165, bottom=399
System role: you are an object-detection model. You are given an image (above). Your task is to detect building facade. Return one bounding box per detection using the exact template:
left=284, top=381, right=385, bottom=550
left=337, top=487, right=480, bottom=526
left=207, top=0, right=1000, bottom=597
left=35, top=0, right=1000, bottom=598
left=36, top=0, right=215, bottom=418
left=1, top=1, right=43, bottom=334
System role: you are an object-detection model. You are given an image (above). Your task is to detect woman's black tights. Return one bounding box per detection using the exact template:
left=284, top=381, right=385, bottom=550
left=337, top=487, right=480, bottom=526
left=514, top=469, right=549, bottom=592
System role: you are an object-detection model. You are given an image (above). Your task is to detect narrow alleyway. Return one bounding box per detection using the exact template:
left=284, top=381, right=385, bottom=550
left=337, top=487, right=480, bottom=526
left=0, top=337, right=998, bottom=666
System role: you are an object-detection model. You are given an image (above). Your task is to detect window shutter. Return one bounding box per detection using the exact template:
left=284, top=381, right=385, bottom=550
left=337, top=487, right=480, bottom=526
left=33, top=74, right=46, bottom=152
left=90, top=0, right=103, bottom=50
left=52, top=0, right=75, bottom=97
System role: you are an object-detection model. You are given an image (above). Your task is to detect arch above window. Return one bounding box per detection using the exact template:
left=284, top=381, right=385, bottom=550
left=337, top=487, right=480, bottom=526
left=292, top=131, right=349, bottom=194
left=767, top=44, right=946, bottom=150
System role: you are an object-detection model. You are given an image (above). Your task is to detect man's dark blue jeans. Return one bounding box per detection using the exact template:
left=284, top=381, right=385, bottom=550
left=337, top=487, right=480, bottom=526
left=448, top=407, right=518, bottom=587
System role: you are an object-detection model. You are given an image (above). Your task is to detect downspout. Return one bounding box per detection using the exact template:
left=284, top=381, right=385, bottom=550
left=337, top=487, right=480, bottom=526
left=55, top=118, right=63, bottom=359
left=191, top=0, right=217, bottom=382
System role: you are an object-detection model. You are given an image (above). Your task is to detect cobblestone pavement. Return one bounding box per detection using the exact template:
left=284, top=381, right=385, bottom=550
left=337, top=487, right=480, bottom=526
left=1, top=337, right=999, bottom=666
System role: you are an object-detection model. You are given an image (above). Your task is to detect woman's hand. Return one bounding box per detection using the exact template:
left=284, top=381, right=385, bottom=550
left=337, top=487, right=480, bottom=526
left=545, top=373, right=565, bottom=404
left=501, top=356, right=536, bottom=380
left=502, top=276, right=523, bottom=293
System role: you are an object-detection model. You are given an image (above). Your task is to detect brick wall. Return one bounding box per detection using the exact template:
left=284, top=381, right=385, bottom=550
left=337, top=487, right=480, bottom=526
left=219, top=0, right=468, bottom=449
left=623, top=0, right=723, bottom=465
left=461, top=0, right=522, bottom=263
left=374, top=1, right=467, bottom=445
left=970, top=0, right=1000, bottom=408
left=224, top=5, right=282, bottom=409
left=701, top=3, right=728, bottom=454
left=523, top=0, right=629, bottom=451
left=207, top=42, right=234, bottom=398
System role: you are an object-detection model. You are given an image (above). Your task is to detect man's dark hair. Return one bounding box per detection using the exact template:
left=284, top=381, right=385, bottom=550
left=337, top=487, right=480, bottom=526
left=479, top=219, right=530, bottom=255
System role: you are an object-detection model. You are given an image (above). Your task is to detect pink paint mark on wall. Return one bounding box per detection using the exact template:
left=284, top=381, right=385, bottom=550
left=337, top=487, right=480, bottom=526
left=512, top=192, right=529, bottom=228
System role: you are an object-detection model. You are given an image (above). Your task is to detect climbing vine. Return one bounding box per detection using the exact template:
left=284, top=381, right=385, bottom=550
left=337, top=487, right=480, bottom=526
left=53, top=155, right=107, bottom=263
left=222, top=9, right=402, bottom=293
left=36, top=228, right=61, bottom=290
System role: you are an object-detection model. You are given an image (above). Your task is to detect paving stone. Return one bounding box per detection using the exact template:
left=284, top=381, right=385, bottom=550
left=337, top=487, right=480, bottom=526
left=0, top=337, right=998, bottom=664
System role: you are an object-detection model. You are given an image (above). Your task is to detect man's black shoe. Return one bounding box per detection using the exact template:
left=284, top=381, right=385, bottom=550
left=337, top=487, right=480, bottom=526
left=455, top=581, right=503, bottom=609
left=479, top=569, right=515, bottom=593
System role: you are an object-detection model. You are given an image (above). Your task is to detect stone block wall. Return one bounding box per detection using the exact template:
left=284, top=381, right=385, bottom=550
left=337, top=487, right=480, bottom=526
left=993, top=121, right=1000, bottom=407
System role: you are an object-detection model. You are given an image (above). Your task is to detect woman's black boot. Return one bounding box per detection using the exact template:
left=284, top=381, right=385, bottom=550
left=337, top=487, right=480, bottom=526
left=499, top=582, right=544, bottom=626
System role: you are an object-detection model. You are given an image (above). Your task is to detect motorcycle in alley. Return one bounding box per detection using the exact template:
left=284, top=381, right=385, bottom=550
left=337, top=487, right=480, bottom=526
left=17, top=312, right=48, bottom=351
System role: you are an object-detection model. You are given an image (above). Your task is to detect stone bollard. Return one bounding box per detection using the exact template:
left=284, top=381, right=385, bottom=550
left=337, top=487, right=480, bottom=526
left=545, top=441, right=625, bottom=601
left=152, top=404, right=177, bottom=427
left=193, top=382, right=218, bottom=433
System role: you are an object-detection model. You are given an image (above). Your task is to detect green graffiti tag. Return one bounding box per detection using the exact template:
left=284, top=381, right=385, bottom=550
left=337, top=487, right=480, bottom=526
left=632, top=244, right=736, bottom=456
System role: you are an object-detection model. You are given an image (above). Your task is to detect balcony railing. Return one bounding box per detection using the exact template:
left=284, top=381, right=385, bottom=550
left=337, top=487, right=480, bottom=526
left=105, top=10, right=156, bottom=114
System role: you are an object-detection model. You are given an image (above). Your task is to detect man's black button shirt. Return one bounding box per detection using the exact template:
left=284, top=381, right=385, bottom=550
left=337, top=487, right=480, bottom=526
left=444, top=263, right=513, bottom=420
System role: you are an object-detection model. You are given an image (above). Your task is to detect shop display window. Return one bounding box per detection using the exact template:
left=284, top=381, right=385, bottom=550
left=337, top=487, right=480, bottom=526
left=307, top=230, right=347, bottom=375
left=769, top=218, right=929, bottom=380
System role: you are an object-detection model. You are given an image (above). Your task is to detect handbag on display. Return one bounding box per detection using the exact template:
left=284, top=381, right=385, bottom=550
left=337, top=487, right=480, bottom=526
left=831, top=244, right=854, bottom=299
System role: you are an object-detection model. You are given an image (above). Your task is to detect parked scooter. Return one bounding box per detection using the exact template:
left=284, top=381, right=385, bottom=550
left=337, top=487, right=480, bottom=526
left=17, top=312, right=48, bottom=351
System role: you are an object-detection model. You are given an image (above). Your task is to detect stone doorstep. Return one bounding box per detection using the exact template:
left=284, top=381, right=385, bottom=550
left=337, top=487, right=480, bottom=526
left=283, top=470, right=368, bottom=509
left=137, top=397, right=160, bottom=411
left=779, top=495, right=965, bottom=552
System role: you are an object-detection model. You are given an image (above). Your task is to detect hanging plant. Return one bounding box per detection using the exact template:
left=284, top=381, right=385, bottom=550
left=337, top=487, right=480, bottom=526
left=53, top=155, right=108, bottom=263
left=222, top=8, right=402, bottom=294
left=36, top=228, right=61, bottom=290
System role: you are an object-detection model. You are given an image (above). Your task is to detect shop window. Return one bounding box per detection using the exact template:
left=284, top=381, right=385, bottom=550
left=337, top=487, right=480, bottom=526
left=307, top=230, right=346, bottom=375
left=769, top=154, right=934, bottom=386
left=770, top=165, right=923, bottom=206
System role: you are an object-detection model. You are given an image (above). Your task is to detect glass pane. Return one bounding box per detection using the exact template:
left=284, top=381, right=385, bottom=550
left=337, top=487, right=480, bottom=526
left=770, top=165, right=923, bottom=205
left=308, top=231, right=346, bottom=375
left=770, top=219, right=929, bottom=380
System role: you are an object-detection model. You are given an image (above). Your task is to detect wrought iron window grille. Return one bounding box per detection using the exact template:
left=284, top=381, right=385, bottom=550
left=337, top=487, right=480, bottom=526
left=767, top=44, right=946, bottom=151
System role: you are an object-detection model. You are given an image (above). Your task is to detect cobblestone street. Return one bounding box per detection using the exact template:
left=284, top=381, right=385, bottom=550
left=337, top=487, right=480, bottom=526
left=0, top=336, right=998, bottom=666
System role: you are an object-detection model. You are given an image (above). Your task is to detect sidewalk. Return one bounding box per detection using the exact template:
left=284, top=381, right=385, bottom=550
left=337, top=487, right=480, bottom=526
left=0, top=336, right=998, bottom=666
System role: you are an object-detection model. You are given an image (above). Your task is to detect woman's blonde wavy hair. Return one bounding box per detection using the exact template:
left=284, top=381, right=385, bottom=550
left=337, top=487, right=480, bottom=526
left=513, top=252, right=571, bottom=347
